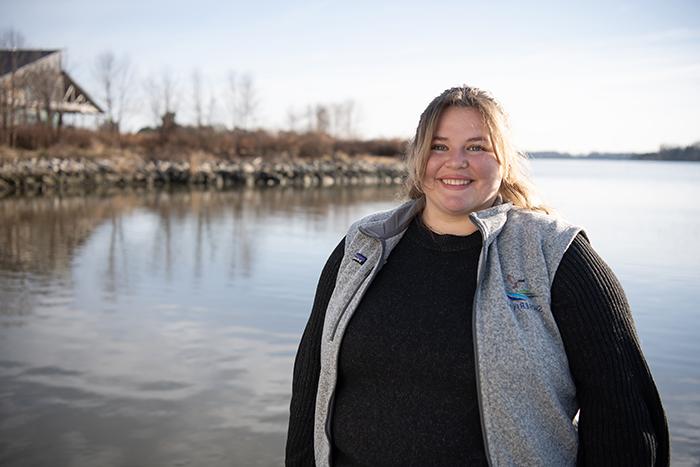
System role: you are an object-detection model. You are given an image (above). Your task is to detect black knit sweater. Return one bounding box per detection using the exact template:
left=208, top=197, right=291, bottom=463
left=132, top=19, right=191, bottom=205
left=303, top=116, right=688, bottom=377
left=286, top=217, right=669, bottom=466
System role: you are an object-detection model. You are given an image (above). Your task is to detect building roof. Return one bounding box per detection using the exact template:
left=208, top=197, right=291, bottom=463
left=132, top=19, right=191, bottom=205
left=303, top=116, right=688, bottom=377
left=61, top=70, right=103, bottom=114
left=0, top=49, right=60, bottom=76
left=0, top=48, right=102, bottom=114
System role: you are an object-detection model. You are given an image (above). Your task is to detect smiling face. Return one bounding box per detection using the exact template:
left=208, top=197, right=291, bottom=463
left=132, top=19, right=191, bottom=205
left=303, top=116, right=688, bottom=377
left=421, top=106, right=502, bottom=234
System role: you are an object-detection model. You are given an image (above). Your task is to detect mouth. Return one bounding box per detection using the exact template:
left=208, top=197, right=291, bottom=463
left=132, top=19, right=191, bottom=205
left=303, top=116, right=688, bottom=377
left=439, top=178, right=473, bottom=186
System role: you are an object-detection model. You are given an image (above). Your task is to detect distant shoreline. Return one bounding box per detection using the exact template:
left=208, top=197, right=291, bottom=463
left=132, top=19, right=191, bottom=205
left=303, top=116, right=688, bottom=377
left=528, top=148, right=700, bottom=162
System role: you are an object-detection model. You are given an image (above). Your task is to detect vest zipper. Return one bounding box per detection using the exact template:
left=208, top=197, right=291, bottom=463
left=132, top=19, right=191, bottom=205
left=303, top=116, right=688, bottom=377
left=325, top=237, right=386, bottom=466
left=472, top=221, right=494, bottom=466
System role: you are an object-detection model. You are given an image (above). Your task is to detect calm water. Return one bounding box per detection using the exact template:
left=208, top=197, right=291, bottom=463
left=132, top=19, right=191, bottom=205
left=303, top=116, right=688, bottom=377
left=0, top=159, right=698, bottom=466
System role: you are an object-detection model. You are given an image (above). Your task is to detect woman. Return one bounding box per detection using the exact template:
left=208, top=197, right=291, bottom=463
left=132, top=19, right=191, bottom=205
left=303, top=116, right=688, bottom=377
left=286, top=86, right=669, bottom=466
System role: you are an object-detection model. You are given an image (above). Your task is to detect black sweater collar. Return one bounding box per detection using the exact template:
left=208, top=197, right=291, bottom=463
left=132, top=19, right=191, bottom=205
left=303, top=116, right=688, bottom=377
left=405, top=216, right=483, bottom=252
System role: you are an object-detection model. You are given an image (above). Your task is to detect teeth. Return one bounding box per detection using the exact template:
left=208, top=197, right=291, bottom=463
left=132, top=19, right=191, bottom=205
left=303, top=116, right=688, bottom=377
left=441, top=179, right=471, bottom=186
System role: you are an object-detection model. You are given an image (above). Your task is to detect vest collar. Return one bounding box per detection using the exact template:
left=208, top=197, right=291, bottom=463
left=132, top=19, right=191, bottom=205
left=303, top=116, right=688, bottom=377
left=358, top=196, right=514, bottom=241
left=469, top=197, right=513, bottom=243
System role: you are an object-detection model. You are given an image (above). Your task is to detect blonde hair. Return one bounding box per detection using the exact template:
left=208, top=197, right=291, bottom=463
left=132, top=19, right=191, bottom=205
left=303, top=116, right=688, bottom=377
left=404, top=86, right=550, bottom=214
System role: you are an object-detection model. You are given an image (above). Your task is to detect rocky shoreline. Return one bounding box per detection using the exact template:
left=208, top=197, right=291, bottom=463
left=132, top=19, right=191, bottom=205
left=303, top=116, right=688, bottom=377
left=0, top=155, right=407, bottom=196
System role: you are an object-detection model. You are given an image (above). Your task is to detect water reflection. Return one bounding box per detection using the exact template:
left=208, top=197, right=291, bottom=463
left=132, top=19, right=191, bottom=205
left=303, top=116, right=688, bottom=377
left=2, top=161, right=699, bottom=465
left=0, top=186, right=401, bottom=467
left=1, top=186, right=400, bottom=278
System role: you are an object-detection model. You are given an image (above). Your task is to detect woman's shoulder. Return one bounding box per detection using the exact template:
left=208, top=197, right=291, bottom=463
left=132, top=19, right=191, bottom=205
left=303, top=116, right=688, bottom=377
left=349, top=206, right=401, bottom=230
left=503, top=208, right=587, bottom=268
left=506, top=207, right=582, bottom=236
left=345, top=199, right=420, bottom=241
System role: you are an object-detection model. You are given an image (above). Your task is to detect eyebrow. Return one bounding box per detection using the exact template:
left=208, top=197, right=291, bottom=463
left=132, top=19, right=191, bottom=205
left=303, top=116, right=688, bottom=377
left=432, top=135, right=489, bottom=143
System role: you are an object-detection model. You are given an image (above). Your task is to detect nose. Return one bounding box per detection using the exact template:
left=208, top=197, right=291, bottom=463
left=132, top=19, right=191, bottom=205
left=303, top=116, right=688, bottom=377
left=446, top=148, right=468, bottom=169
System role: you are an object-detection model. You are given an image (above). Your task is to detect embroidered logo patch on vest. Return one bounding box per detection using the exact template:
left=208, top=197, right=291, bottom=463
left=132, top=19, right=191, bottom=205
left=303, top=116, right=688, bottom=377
left=352, top=252, right=367, bottom=265
left=505, top=274, right=542, bottom=312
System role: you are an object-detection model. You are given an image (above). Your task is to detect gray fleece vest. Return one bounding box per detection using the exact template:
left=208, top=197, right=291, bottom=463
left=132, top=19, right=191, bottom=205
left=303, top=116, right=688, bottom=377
left=314, top=198, right=583, bottom=466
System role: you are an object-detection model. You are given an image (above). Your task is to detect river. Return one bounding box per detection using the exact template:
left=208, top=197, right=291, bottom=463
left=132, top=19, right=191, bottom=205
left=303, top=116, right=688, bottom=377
left=0, top=159, right=698, bottom=466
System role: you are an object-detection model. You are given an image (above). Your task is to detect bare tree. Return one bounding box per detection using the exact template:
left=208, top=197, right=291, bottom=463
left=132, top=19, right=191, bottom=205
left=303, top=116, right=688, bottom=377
left=0, top=29, right=25, bottom=49
left=0, top=28, right=27, bottom=146
left=305, top=104, right=314, bottom=132
left=225, top=70, right=237, bottom=129
left=143, top=76, right=162, bottom=127
left=206, top=95, right=216, bottom=127
left=54, top=50, right=81, bottom=133
left=161, top=70, right=177, bottom=116
left=237, top=73, right=258, bottom=130
left=328, top=99, right=356, bottom=138
left=94, top=52, right=116, bottom=125
left=114, top=58, right=134, bottom=133
left=191, top=71, right=217, bottom=127
left=340, top=99, right=356, bottom=138
left=331, top=102, right=343, bottom=137
left=315, top=104, right=329, bottom=134
left=305, top=99, right=357, bottom=138
left=24, top=58, right=62, bottom=131
left=143, top=69, right=178, bottom=127
left=191, top=68, right=203, bottom=127
left=286, top=106, right=299, bottom=132
left=94, top=51, right=132, bottom=133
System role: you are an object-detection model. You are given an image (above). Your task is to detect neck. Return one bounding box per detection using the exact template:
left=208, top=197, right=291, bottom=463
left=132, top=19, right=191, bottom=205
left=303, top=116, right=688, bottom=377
left=420, top=209, right=478, bottom=236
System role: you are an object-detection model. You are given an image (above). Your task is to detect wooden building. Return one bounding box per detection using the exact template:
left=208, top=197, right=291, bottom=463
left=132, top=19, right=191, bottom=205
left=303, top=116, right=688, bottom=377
left=0, top=48, right=102, bottom=128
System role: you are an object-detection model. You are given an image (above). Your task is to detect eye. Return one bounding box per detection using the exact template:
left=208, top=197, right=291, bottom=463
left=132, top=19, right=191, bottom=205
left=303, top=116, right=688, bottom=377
left=466, top=144, right=487, bottom=152
left=431, top=143, right=448, bottom=152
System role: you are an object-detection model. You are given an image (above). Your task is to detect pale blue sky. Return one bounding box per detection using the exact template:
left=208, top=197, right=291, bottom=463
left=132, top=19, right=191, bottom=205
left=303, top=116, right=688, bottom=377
left=2, top=0, right=699, bottom=153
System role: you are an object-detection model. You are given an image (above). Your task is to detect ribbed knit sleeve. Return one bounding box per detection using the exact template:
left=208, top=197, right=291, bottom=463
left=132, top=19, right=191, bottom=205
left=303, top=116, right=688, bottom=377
left=551, top=234, right=670, bottom=467
left=285, top=238, right=345, bottom=467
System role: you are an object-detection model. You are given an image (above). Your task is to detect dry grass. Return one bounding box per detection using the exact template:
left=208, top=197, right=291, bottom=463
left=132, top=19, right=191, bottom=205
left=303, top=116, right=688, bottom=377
left=1, top=126, right=407, bottom=163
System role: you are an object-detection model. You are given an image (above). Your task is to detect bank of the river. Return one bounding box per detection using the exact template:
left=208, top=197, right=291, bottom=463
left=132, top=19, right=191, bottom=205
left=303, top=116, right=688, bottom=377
left=0, top=152, right=406, bottom=196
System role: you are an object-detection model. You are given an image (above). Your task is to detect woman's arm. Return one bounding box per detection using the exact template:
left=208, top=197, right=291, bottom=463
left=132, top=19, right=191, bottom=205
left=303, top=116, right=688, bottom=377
left=285, top=238, right=345, bottom=467
left=551, top=233, right=669, bottom=466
